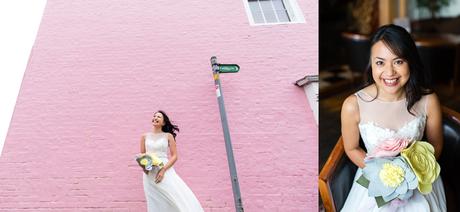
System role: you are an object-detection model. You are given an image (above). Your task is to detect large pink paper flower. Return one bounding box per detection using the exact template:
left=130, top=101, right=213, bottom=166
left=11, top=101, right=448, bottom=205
left=368, top=138, right=410, bottom=158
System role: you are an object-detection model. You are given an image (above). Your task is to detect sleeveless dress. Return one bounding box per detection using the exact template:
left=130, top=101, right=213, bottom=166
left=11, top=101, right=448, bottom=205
left=341, top=90, right=446, bottom=212
left=143, top=132, right=204, bottom=212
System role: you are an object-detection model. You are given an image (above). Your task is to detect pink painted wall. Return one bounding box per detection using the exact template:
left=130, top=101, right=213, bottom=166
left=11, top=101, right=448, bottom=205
left=0, top=0, right=317, bottom=211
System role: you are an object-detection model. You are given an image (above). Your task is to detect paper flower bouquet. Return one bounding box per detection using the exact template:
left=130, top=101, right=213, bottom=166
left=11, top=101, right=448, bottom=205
left=136, top=153, right=164, bottom=173
left=357, top=138, right=441, bottom=208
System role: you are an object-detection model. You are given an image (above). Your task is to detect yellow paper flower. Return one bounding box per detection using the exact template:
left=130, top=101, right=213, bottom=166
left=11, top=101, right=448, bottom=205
left=140, top=158, right=149, bottom=166
left=151, top=156, right=163, bottom=167
left=379, top=163, right=405, bottom=188
left=136, top=153, right=164, bottom=172
left=401, top=141, right=440, bottom=194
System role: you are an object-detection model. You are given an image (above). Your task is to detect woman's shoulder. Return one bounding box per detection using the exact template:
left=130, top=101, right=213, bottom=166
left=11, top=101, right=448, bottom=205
left=140, top=133, right=150, bottom=143
left=342, top=94, right=359, bottom=115
left=356, top=85, right=376, bottom=99
left=341, top=93, right=361, bottom=125
left=142, top=132, right=152, bottom=137
left=360, top=85, right=375, bottom=93
left=164, top=132, right=174, bottom=138
left=410, top=92, right=440, bottom=116
left=422, top=92, right=439, bottom=102
left=423, top=92, right=441, bottom=112
left=418, top=92, right=440, bottom=108
left=342, top=85, right=373, bottom=108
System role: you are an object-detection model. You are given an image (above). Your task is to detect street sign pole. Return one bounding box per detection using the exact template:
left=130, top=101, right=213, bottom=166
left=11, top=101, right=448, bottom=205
left=210, top=56, right=244, bottom=212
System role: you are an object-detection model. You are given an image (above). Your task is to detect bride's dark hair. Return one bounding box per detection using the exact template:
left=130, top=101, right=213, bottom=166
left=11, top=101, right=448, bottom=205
left=364, top=24, right=433, bottom=115
left=154, top=110, right=180, bottom=138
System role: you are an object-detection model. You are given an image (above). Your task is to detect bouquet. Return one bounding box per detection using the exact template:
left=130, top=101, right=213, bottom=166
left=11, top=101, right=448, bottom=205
left=357, top=138, right=440, bottom=208
left=135, top=153, right=164, bottom=173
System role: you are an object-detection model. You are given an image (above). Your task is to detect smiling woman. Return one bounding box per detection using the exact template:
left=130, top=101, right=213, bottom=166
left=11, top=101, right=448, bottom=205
left=370, top=40, right=410, bottom=101
left=339, top=24, right=447, bottom=211
left=139, top=110, right=204, bottom=212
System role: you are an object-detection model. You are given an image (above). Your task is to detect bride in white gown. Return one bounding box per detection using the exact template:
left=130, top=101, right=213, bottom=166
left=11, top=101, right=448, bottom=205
left=340, top=24, right=446, bottom=211
left=140, top=110, right=204, bottom=212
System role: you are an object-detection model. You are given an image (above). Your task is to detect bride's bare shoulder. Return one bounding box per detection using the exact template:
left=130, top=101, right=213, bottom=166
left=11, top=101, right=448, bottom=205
left=342, top=94, right=358, bottom=114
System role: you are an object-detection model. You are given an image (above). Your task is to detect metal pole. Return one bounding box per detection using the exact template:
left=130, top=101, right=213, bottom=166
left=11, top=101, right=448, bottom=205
left=211, top=56, right=244, bottom=212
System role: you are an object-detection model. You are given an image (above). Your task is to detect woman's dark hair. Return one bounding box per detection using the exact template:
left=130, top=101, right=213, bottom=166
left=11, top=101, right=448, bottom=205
left=154, top=110, right=180, bottom=138
left=364, top=24, right=433, bottom=114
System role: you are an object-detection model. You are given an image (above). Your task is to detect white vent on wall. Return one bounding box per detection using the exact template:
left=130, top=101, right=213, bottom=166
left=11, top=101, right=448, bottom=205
left=243, top=0, right=305, bottom=25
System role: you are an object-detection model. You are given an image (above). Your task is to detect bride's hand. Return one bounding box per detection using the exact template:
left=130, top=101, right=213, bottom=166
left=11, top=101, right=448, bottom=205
left=155, top=168, right=166, bottom=183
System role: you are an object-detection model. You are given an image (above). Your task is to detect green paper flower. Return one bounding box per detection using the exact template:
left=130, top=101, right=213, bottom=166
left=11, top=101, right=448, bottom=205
left=401, top=141, right=440, bottom=194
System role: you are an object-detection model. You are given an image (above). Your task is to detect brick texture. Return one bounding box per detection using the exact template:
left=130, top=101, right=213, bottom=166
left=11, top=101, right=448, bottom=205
left=0, top=0, right=318, bottom=211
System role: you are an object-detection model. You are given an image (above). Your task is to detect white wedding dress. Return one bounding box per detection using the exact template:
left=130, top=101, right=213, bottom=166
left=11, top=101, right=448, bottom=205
left=341, top=90, right=446, bottom=212
left=143, top=132, right=204, bottom=212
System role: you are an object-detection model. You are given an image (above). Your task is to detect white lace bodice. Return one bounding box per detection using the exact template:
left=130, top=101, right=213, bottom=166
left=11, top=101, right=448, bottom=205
left=356, top=90, right=428, bottom=153
left=145, top=132, right=169, bottom=158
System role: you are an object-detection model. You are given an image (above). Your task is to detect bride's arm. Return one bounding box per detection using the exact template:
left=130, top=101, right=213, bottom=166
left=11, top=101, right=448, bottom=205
left=140, top=134, right=146, bottom=154
left=140, top=134, right=148, bottom=174
left=425, top=93, right=443, bottom=160
left=341, top=95, right=366, bottom=168
left=163, top=133, right=178, bottom=170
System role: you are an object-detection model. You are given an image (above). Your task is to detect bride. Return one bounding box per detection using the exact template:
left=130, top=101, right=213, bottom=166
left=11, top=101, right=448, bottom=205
left=140, top=110, right=204, bottom=212
left=340, top=24, right=446, bottom=211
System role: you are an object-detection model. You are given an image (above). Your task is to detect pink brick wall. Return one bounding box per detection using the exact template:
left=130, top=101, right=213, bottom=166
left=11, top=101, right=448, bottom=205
left=0, top=0, right=317, bottom=211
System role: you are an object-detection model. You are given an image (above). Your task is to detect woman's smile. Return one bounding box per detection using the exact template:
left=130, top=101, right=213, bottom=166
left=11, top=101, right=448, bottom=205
left=382, top=77, right=399, bottom=87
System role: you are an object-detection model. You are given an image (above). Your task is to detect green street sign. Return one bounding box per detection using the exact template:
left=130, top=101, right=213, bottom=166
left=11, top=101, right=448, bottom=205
left=218, top=64, right=240, bottom=73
